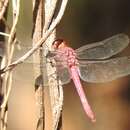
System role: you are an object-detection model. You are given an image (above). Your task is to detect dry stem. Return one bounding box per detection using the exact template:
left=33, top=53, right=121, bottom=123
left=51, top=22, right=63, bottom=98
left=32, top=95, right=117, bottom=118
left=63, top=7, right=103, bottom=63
left=0, top=0, right=9, bottom=20
left=0, top=0, right=20, bottom=130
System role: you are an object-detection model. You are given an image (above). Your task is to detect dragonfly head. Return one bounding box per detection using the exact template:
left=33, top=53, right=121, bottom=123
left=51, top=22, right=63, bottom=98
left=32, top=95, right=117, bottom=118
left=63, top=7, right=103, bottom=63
left=52, top=39, right=68, bottom=49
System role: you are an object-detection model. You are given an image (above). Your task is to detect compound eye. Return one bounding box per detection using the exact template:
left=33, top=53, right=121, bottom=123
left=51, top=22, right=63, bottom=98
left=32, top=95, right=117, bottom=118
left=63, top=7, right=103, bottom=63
left=52, top=39, right=64, bottom=49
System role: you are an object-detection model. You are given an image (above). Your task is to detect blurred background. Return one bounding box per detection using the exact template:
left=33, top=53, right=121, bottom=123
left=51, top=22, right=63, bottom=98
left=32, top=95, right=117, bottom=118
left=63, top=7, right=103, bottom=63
left=7, top=0, right=130, bottom=130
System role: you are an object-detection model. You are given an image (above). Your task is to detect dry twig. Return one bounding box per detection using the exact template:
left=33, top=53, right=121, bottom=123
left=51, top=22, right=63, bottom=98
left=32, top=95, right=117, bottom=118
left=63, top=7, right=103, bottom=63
left=0, top=0, right=20, bottom=130
left=43, top=0, right=63, bottom=129
left=0, top=0, right=9, bottom=20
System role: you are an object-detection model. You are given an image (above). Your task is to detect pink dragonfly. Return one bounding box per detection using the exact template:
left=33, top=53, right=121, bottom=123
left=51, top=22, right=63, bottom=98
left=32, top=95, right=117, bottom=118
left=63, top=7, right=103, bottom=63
left=15, top=33, right=130, bottom=122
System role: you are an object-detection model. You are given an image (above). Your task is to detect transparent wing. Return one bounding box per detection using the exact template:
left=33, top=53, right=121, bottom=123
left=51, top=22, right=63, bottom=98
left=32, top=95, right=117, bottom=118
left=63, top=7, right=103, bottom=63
left=76, top=33, right=129, bottom=59
left=12, top=46, right=71, bottom=85
left=12, top=46, right=43, bottom=64
left=56, top=64, right=71, bottom=85
left=78, top=56, right=130, bottom=83
left=12, top=46, right=49, bottom=86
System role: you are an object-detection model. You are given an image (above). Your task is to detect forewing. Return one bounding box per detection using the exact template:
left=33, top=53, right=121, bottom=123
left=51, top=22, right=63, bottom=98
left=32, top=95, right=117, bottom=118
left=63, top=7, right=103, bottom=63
left=76, top=33, right=129, bottom=59
left=78, top=56, right=130, bottom=83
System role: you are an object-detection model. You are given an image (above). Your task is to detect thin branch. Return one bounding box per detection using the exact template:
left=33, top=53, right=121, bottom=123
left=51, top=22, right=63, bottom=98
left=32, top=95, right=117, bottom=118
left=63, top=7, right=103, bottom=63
left=3, top=110, right=8, bottom=130
left=43, top=0, right=58, bottom=32
left=0, top=32, right=10, bottom=37
left=7, top=0, right=20, bottom=60
left=0, top=1, right=7, bottom=128
left=43, top=0, right=60, bottom=129
left=0, top=1, right=20, bottom=122
left=0, top=19, right=20, bottom=44
left=0, top=0, right=9, bottom=20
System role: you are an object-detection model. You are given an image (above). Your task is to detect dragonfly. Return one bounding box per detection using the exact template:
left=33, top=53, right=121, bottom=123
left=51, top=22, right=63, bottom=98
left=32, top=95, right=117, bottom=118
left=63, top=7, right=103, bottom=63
left=14, top=33, right=130, bottom=122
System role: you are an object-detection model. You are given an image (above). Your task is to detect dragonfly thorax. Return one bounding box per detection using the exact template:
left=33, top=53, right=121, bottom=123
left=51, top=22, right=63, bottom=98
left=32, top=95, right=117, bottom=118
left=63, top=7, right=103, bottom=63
left=52, top=39, right=78, bottom=67
left=54, top=46, right=78, bottom=67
